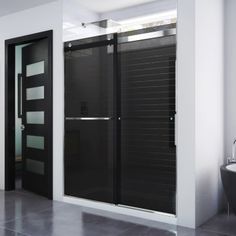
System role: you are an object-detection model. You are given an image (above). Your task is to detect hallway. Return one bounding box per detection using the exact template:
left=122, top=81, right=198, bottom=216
left=0, top=190, right=233, bottom=236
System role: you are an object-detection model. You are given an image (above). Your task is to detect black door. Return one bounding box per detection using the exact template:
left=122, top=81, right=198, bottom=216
left=21, top=38, right=52, bottom=198
left=64, top=35, right=116, bottom=203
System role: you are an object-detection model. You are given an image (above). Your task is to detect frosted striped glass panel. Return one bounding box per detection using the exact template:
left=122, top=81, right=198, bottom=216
left=26, top=86, right=44, bottom=100
left=27, top=135, right=44, bottom=150
left=26, top=159, right=44, bottom=175
left=26, top=61, right=44, bottom=77
left=27, top=111, right=44, bottom=124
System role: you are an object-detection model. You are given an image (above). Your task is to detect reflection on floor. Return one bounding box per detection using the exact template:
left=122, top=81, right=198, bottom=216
left=0, top=190, right=234, bottom=236
left=15, top=155, right=22, bottom=191
left=15, top=177, right=22, bottom=190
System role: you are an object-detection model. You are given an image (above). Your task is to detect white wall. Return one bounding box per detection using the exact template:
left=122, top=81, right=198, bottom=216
left=177, top=0, right=196, bottom=228
left=0, top=0, right=56, bottom=17
left=0, top=1, right=64, bottom=201
left=195, top=0, right=224, bottom=227
left=63, top=0, right=99, bottom=24
left=63, top=0, right=101, bottom=41
left=225, top=1, right=236, bottom=162
left=177, top=0, right=224, bottom=228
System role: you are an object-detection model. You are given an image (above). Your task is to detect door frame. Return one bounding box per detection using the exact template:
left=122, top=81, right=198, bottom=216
left=5, top=30, right=53, bottom=199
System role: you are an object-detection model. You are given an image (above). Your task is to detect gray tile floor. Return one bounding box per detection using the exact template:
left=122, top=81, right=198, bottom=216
left=0, top=190, right=234, bottom=236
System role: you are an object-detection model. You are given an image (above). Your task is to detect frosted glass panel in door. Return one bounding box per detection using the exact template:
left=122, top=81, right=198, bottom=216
left=26, top=86, right=44, bottom=100
left=26, top=159, right=44, bottom=175
left=26, top=61, right=45, bottom=77
left=27, top=135, right=44, bottom=150
left=27, top=111, right=44, bottom=124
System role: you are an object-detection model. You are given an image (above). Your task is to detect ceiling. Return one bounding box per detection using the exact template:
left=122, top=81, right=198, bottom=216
left=74, top=0, right=157, bottom=13
left=0, top=0, right=159, bottom=17
left=0, top=0, right=55, bottom=17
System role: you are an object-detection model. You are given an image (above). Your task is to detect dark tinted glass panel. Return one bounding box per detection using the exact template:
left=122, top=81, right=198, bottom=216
left=119, top=32, right=176, bottom=213
left=64, top=37, right=115, bottom=204
left=65, top=45, right=114, bottom=117
left=65, top=120, right=114, bottom=203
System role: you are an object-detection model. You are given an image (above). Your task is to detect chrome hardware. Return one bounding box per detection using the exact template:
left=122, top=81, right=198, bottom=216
left=66, top=117, right=112, bottom=121
left=228, top=139, right=236, bottom=164
left=232, top=139, right=236, bottom=162
left=175, top=113, right=177, bottom=147
left=21, top=124, right=25, bottom=130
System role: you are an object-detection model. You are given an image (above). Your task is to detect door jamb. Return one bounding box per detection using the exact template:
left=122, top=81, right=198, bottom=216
left=5, top=30, right=53, bottom=199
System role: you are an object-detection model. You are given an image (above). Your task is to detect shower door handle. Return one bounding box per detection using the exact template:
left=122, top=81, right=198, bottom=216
left=175, top=113, right=177, bottom=147
left=65, top=117, right=113, bottom=121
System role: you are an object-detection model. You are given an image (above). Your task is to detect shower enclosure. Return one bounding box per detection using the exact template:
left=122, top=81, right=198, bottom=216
left=64, top=24, right=176, bottom=214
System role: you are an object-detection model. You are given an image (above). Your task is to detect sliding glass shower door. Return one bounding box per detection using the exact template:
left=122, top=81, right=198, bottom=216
left=64, top=25, right=176, bottom=214
left=64, top=35, right=116, bottom=203
left=118, top=26, right=176, bottom=213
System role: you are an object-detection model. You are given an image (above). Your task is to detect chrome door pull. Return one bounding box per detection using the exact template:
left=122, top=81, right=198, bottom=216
left=65, top=117, right=113, bottom=121
left=21, top=124, right=25, bottom=130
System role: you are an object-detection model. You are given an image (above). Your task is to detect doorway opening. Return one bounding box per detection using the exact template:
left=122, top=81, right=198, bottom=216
left=5, top=31, right=53, bottom=199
